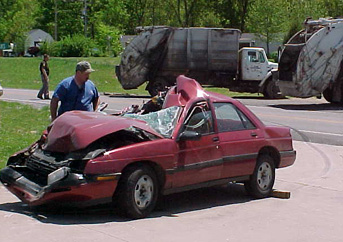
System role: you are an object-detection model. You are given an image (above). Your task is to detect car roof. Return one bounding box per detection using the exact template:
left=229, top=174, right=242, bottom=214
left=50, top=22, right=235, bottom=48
left=164, top=75, right=237, bottom=108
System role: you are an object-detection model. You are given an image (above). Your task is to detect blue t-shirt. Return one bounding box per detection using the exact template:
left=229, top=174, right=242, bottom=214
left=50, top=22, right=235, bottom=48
left=53, top=76, right=99, bottom=116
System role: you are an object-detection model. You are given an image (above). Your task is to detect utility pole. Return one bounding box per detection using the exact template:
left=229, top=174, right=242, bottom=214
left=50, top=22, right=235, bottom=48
left=83, top=0, right=88, bottom=37
left=54, top=0, right=58, bottom=40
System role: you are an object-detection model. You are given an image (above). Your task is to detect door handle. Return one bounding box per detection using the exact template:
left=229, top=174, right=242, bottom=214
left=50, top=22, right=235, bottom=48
left=250, top=132, right=258, bottom=137
left=212, top=137, right=219, bottom=142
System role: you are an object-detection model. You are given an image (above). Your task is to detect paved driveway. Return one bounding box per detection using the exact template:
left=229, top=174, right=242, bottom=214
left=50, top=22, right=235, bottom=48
left=0, top=141, right=342, bottom=242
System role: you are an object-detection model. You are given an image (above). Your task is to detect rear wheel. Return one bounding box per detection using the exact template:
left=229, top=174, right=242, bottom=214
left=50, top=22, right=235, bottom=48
left=323, top=87, right=333, bottom=103
left=245, top=154, right=275, bottom=198
left=115, top=165, right=159, bottom=219
left=323, top=82, right=343, bottom=104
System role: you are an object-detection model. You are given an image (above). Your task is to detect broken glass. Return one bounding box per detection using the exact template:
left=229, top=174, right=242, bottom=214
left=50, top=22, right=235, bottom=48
left=123, top=106, right=182, bottom=138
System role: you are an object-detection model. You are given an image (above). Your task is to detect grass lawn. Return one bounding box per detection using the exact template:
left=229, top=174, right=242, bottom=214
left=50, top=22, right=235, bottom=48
left=0, top=101, right=50, bottom=169
left=0, top=57, right=258, bottom=97
left=0, top=57, right=148, bottom=95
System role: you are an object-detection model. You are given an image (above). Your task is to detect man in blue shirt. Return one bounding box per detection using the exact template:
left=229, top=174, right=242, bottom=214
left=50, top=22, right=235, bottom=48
left=50, top=61, right=100, bottom=121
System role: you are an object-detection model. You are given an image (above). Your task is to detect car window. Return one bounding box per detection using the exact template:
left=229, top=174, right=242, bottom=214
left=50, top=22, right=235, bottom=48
left=214, top=103, right=256, bottom=132
left=183, top=102, right=214, bottom=135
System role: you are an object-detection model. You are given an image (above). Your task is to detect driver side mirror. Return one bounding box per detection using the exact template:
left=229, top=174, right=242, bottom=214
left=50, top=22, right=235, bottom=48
left=178, top=130, right=202, bottom=141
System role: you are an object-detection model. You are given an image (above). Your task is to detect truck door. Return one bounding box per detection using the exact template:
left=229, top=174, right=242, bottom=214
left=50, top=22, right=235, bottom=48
left=241, top=49, right=269, bottom=81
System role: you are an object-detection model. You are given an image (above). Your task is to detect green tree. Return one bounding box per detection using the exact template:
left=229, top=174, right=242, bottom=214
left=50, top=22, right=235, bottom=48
left=208, top=0, right=251, bottom=31
left=93, top=23, right=123, bottom=56
left=37, top=0, right=84, bottom=41
left=89, top=0, right=129, bottom=33
left=246, top=0, right=288, bottom=55
left=0, top=0, right=40, bottom=53
left=164, top=0, right=209, bottom=27
left=282, top=0, right=327, bottom=43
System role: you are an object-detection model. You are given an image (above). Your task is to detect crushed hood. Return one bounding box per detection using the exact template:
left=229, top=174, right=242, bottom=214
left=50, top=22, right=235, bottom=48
left=44, top=111, right=163, bottom=153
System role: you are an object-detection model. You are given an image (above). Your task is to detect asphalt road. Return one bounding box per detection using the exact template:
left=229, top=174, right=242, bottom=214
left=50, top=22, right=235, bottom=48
left=1, top=88, right=343, bottom=241
left=0, top=141, right=342, bottom=242
left=2, top=88, right=343, bottom=146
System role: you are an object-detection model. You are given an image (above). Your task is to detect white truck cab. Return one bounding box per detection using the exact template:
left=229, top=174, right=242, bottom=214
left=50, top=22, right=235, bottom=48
left=239, top=47, right=278, bottom=81
left=237, top=47, right=280, bottom=98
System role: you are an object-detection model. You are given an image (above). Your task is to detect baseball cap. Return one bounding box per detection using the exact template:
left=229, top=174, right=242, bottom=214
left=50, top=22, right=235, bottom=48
left=76, top=61, right=95, bottom=73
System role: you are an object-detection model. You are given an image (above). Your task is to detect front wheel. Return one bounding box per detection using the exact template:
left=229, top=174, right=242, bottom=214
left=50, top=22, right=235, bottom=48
left=116, top=165, right=159, bottom=219
left=263, top=80, right=283, bottom=99
left=245, top=154, right=275, bottom=198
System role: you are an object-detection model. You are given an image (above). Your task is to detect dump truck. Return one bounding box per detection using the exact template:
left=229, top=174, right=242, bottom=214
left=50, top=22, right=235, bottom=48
left=276, top=18, right=343, bottom=104
left=115, top=27, right=279, bottom=97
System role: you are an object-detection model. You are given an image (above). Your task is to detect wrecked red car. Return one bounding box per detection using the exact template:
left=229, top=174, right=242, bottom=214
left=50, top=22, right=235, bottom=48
left=0, top=76, right=296, bottom=218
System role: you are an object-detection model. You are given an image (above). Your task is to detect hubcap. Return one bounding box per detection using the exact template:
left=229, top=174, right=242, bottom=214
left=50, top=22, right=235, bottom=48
left=257, top=162, right=272, bottom=191
left=134, top=175, right=154, bottom=209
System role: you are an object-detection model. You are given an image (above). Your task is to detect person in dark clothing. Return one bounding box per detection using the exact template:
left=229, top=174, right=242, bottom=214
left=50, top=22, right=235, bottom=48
left=37, top=54, right=50, bottom=99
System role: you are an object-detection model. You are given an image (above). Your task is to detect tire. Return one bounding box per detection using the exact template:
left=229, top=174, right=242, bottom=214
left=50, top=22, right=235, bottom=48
left=147, top=78, right=169, bottom=97
left=323, top=84, right=343, bottom=104
left=244, top=154, right=275, bottom=198
left=263, top=80, right=283, bottom=99
left=323, top=87, right=333, bottom=103
left=116, top=165, right=159, bottom=219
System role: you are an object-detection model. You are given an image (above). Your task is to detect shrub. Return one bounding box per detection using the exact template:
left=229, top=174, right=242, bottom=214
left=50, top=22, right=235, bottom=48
left=94, top=23, right=123, bottom=57
left=42, top=34, right=96, bottom=57
left=269, top=51, right=279, bottom=63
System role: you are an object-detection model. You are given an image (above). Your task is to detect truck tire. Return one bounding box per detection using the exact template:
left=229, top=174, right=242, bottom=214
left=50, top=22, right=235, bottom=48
left=323, top=87, right=333, bottom=103
left=244, top=154, right=275, bottom=199
left=323, top=80, right=343, bottom=104
left=147, top=78, right=169, bottom=97
left=115, top=165, right=159, bottom=219
left=263, top=79, right=283, bottom=99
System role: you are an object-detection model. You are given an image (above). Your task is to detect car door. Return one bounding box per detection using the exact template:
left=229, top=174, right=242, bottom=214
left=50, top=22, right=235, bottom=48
left=173, top=101, right=223, bottom=187
left=213, top=102, right=266, bottom=178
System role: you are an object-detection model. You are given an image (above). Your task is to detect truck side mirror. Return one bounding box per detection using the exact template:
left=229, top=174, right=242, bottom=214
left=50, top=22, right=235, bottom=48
left=178, top=131, right=202, bottom=141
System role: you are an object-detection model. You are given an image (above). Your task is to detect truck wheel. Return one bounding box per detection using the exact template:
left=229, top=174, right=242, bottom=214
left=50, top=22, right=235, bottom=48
left=323, top=83, right=343, bottom=104
left=244, top=154, right=275, bottom=199
left=323, top=87, right=333, bottom=103
left=115, top=165, right=159, bottom=219
left=148, top=78, right=169, bottom=97
left=263, top=80, right=283, bottom=99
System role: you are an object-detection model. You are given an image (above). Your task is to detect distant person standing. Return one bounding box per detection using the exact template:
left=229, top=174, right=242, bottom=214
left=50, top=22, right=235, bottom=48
left=37, top=54, right=50, bottom=99
left=50, top=61, right=100, bottom=122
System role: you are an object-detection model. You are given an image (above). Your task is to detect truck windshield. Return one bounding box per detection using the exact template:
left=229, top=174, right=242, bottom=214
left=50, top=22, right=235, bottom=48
left=123, top=106, right=182, bottom=138
left=258, top=51, right=266, bottom=62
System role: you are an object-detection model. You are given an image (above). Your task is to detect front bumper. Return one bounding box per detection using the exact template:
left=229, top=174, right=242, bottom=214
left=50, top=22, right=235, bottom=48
left=0, top=166, right=119, bottom=207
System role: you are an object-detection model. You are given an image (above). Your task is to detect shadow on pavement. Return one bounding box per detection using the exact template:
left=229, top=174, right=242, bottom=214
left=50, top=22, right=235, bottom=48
left=103, top=93, right=151, bottom=99
left=269, top=103, right=343, bottom=111
left=0, top=184, right=251, bottom=224
left=233, top=96, right=286, bottom=100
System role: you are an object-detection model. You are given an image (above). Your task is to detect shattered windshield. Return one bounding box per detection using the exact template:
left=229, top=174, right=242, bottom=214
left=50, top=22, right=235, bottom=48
left=123, top=106, right=182, bottom=138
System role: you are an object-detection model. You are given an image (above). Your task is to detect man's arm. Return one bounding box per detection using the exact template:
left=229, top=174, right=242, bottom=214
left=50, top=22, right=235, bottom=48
left=50, top=97, right=59, bottom=121
left=93, top=96, right=100, bottom=111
